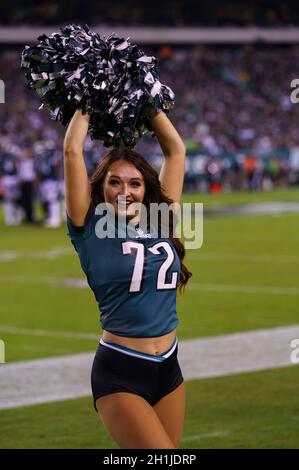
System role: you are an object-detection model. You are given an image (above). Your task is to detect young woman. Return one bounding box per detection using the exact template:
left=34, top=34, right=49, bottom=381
left=64, top=107, right=192, bottom=449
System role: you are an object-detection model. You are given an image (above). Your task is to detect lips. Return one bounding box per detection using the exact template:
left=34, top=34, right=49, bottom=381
left=117, top=201, right=133, bottom=208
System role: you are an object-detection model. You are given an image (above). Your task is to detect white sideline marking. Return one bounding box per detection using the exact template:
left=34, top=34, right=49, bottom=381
left=2, top=249, right=299, bottom=264
left=0, top=247, right=72, bottom=262
left=1, top=275, right=299, bottom=296
left=0, top=324, right=298, bottom=410
left=189, top=283, right=299, bottom=295
left=190, top=252, right=299, bottom=263
left=0, top=276, right=88, bottom=287
left=181, top=431, right=230, bottom=442
left=0, top=325, right=99, bottom=341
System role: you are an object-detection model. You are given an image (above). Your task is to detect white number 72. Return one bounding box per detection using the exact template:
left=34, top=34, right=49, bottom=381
left=122, top=241, right=179, bottom=293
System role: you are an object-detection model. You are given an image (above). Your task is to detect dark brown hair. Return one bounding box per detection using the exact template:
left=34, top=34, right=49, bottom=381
left=90, top=147, right=192, bottom=294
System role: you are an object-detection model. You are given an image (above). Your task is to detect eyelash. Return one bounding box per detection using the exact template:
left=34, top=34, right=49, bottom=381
left=109, top=180, right=141, bottom=187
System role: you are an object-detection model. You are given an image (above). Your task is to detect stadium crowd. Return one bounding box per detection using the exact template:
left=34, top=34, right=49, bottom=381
left=1, top=45, right=299, bottom=226
left=1, top=1, right=297, bottom=27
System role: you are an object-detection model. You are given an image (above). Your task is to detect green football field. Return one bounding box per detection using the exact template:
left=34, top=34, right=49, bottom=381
left=0, top=188, right=299, bottom=449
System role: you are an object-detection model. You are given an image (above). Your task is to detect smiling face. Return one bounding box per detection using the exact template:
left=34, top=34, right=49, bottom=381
left=103, top=160, right=146, bottom=221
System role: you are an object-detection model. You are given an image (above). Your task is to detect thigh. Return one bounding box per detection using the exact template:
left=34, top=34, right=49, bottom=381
left=95, top=392, right=175, bottom=449
left=153, top=381, right=186, bottom=449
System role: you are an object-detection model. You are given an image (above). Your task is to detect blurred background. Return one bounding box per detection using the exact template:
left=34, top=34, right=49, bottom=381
left=1, top=0, right=299, bottom=226
left=0, top=0, right=299, bottom=451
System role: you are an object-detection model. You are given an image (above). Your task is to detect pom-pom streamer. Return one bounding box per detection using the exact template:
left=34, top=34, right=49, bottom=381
left=21, top=24, right=175, bottom=147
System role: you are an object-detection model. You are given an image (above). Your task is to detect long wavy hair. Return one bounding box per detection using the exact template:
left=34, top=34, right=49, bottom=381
left=90, top=147, right=192, bottom=294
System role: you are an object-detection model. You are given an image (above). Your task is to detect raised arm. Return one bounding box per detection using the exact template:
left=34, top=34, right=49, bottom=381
left=149, top=110, right=186, bottom=204
left=63, top=109, right=91, bottom=226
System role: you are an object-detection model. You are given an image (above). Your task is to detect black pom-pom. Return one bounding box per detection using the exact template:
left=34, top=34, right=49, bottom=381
left=20, top=24, right=175, bottom=147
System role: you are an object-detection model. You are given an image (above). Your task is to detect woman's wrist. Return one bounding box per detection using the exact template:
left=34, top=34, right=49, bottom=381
left=75, top=108, right=90, bottom=122
left=64, top=108, right=90, bottom=151
left=147, top=105, right=159, bottom=121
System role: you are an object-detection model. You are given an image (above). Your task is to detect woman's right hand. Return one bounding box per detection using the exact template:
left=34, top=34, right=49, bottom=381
left=64, top=108, right=91, bottom=154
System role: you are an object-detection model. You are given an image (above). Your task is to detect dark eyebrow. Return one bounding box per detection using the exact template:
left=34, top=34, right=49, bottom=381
left=109, top=175, right=143, bottom=181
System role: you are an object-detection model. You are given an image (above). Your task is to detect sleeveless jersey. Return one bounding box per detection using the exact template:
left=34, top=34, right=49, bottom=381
left=66, top=202, right=181, bottom=337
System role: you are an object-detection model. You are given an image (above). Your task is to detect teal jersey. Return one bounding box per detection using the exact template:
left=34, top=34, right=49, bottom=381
left=67, top=203, right=181, bottom=337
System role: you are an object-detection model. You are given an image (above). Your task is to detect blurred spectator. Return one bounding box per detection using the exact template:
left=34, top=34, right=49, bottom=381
left=0, top=152, right=22, bottom=225
left=36, top=144, right=61, bottom=227
left=1, top=44, right=299, bottom=227
left=244, top=155, right=256, bottom=190
left=18, top=147, right=36, bottom=223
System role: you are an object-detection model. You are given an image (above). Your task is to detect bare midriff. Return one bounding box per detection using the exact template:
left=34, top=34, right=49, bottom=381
left=102, top=328, right=177, bottom=356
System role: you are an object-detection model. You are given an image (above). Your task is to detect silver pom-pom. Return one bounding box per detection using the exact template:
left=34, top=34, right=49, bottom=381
left=21, top=24, right=175, bottom=147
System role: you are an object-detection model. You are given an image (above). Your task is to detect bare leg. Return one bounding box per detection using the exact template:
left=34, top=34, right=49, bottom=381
left=95, top=392, right=176, bottom=449
left=153, top=382, right=186, bottom=448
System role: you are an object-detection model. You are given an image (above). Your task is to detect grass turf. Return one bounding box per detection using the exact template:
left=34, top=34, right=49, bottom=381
left=0, top=188, right=299, bottom=448
left=0, top=366, right=298, bottom=449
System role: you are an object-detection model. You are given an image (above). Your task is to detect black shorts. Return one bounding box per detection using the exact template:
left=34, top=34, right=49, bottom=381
left=91, top=335, right=184, bottom=412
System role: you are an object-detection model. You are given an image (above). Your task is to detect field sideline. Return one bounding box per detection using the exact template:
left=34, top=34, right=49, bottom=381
left=0, top=188, right=299, bottom=448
